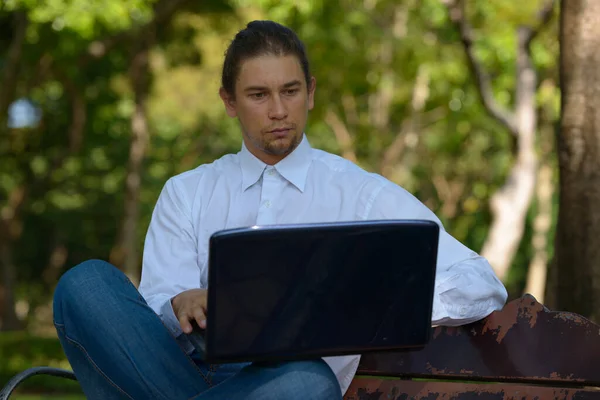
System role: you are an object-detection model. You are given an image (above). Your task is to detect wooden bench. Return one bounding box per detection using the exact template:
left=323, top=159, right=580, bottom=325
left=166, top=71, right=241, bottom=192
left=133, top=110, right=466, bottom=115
left=2, top=294, right=599, bottom=399
left=345, top=294, right=600, bottom=399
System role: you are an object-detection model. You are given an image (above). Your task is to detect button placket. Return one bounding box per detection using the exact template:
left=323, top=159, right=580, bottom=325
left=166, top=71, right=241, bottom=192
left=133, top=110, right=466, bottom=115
left=256, top=167, right=278, bottom=225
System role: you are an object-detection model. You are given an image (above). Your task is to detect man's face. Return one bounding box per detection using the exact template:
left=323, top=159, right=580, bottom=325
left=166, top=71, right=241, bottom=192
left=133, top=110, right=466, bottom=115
left=220, top=54, right=316, bottom=165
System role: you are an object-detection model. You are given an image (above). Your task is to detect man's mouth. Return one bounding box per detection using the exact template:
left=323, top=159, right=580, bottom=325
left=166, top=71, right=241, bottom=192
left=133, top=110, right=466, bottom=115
left=269, top=127, right=293, bottom=137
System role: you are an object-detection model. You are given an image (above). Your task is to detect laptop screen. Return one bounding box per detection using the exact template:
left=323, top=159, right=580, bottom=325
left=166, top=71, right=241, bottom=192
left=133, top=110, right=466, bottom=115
left=204, top=220, right=439, bottom=364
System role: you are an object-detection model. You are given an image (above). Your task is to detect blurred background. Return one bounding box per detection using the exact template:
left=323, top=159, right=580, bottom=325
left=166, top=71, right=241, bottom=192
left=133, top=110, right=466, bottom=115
left=0, top=0, right=589, bottom=397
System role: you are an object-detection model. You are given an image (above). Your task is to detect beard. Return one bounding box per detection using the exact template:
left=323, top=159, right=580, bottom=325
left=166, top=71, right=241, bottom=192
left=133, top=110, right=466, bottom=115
left=243, top=125, right=302, bottom=157
left=262, top=134, right=301, bottom=155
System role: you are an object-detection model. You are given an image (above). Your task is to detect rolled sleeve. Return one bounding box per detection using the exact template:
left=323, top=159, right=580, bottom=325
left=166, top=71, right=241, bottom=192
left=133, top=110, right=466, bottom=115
left=366, top=181, right=508, bottom=326
left=430, top=254, right=507, bottom=326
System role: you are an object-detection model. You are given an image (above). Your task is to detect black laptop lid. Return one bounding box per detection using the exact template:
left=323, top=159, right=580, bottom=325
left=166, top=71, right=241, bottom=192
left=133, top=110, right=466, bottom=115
left=204, top=219, right=439, bottom=364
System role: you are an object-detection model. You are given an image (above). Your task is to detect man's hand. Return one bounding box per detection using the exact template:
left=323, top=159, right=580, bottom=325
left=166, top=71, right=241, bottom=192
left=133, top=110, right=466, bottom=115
left=171, top=289, right=208, bottom=334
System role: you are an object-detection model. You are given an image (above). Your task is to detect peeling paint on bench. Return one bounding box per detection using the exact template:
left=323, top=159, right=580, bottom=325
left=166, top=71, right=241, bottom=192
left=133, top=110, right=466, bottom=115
left=344, top=295, right=600, bottom=400
left=345, top=379, right=600, bottom=400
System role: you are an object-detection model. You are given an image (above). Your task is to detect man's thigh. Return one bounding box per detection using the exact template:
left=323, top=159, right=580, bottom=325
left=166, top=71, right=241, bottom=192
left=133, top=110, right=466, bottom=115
left=188, top=350, right=251, bottom=388
left=191, top=359, right=342, bottom=400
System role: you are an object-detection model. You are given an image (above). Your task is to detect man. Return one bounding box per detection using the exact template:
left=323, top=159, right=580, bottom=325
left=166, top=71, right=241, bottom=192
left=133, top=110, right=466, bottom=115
left=53, top=20, right=507, bottom=399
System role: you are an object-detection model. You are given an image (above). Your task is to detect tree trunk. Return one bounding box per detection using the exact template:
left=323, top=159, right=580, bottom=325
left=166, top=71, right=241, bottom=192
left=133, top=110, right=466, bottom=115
left=525, top=161, right=553, bottom=302
left=480, top=143, right=537, bottom=282
left=550, top=0, right=600, bottom=320
left=27, top=239, right=69, bottom=332
left=479, top=27, right=538, bottom=281
left=0, top=10, right=28, bottom=332
left=443, top=0, right=556, bottom=281
left=0, top=186, right=27, bottom=331
left=0, top=239, right=20, bottom=331
left=110, top=37, right=153, bottom=285
left=0, top=10, right=28, bottom=123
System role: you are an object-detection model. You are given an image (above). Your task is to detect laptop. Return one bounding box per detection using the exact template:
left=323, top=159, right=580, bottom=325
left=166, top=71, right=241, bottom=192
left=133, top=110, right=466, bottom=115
left=188, top=219, right=439, bottom=364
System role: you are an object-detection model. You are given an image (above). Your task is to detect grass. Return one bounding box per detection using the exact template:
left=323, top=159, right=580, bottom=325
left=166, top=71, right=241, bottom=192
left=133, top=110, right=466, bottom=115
left=0, top=332, right=84, bottom=397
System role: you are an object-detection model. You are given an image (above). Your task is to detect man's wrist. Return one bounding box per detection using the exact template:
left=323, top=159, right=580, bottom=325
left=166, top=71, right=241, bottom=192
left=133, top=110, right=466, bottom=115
left=171, top=291, right=183, bottom=313
left=160, top=296, right=185, bottom=338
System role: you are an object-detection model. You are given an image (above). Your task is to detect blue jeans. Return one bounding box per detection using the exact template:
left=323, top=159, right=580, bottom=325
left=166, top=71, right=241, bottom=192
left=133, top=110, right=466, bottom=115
left=53, top=260, right=342, bottom=400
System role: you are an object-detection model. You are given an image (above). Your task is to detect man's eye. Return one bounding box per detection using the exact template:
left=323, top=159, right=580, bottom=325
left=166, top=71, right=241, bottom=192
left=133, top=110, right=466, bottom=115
left=250, top=93, right=265, bottom=99
left=285, top=89, right=299, bottom=95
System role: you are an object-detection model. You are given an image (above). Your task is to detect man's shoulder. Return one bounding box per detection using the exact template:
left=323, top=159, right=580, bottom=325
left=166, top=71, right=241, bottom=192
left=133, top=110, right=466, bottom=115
left=311, top=148, right=364, bottom=173
left=310, top=148, right=388, bottom=184
left=166, top=153, right=240, bottom=191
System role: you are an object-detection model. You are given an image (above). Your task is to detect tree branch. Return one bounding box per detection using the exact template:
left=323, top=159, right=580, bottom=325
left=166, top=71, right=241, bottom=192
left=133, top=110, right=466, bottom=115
left=110, top=28, right=155, bottom=282
left=432, top=175, right=465, bottom=219
left=380, top=118, right=411, bottom=177
left=341, top=94, right=360, bottom=128
left=57, top=72, right=86, bottom=153
left=442, top=0, right=519, bottom=135
left=325, top=109, right=358, bottom=163
left=380, top=65, right=431, bottom=176
left=523, top=0, right=557, bottom=46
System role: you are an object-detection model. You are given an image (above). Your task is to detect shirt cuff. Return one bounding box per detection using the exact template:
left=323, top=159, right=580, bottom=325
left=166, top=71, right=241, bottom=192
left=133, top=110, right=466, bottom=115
left=160, top=296, right=184, bottom=338
left=430, top=271, right=507, bottom=326
left=431, top=294, right=497, bottom=326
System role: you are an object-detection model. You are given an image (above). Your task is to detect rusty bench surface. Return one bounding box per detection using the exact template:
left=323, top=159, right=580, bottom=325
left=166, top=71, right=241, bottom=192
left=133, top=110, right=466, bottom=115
left=343, top=295, right=600, bottom=399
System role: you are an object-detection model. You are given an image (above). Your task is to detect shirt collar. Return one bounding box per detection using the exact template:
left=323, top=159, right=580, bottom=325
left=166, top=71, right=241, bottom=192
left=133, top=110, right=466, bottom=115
left=274, top=134, right=312, bottom=192
left=239, top=134, right=313, bottom=192
left=239, top=142, right=267, bottom=191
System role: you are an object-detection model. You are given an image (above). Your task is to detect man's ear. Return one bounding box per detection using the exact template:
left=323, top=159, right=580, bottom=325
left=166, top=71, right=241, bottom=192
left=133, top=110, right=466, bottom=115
left=307, top=76, right=316, bottom=111
left=219, top=87, right=237, bottom=118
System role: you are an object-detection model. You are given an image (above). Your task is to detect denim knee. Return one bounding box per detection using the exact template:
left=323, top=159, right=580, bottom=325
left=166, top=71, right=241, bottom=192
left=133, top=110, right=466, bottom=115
left=53, top=259, right=121, bottom=325
left=278, top=360, right=341, bottom=399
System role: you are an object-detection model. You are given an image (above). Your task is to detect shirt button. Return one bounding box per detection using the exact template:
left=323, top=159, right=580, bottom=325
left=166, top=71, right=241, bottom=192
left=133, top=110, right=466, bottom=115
left=265, top=200, right=272, bottom=208
left=267, top=169, right=275, bottom=176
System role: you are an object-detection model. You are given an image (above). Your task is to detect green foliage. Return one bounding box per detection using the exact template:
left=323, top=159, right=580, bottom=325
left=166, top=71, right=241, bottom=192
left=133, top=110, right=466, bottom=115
left=0, top=333, right=83, bottom=395
left=1, top=0, right=560, bottom=370
left=7, top=0, right=155, bottom=37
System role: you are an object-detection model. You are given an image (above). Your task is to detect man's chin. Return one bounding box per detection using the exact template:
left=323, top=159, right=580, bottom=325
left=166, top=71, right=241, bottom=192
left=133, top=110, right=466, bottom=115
left=265, top=146, right=293, bottom=157
left=265, top=138, right=297, bottom=156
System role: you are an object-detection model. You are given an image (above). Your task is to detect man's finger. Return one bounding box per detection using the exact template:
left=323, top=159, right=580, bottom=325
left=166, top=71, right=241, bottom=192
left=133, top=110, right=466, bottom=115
left=193, top=308, right=207, bottom=330
left=178, top=312, right=193, bottom=334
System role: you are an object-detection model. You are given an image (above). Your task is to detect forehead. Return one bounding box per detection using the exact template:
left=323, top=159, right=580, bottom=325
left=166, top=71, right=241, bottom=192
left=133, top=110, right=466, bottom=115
left=237, top=54, right=304, bottom=90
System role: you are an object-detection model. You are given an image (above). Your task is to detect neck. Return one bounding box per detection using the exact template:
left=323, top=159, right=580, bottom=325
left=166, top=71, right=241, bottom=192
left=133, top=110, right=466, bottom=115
left=254, top=151, right=286, bottom=165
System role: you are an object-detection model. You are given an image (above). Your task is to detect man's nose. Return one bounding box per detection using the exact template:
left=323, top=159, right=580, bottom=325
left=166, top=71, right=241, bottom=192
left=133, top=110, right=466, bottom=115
left=268, top=95, right=288, bottom=120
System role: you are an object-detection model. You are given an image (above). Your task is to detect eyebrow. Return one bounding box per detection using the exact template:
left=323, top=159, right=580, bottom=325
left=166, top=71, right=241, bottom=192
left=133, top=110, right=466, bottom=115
left=243, top=80, right=302, bottom=92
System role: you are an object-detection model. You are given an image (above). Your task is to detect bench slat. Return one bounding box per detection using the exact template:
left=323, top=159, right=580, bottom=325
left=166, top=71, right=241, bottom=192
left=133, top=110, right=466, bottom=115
left=344, top=377, right=600, bottom=400
left=357, top=295, right=600, bottom=385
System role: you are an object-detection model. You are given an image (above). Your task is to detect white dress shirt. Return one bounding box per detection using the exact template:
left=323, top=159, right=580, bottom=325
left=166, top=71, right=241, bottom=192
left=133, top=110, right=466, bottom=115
left=138, top=134, right=508, bottom=395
